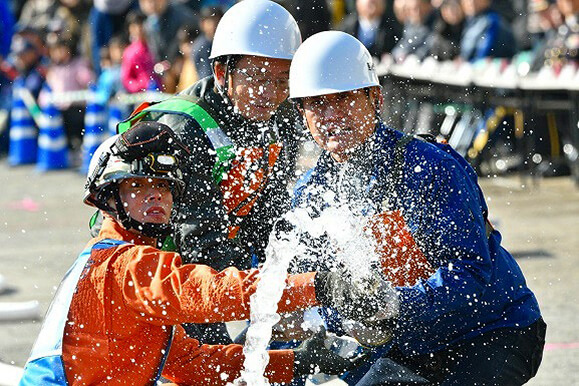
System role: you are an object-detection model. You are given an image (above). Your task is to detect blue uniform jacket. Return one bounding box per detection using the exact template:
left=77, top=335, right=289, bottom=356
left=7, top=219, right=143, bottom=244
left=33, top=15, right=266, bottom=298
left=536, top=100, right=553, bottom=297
left=293, top=124, right=541, bottom=358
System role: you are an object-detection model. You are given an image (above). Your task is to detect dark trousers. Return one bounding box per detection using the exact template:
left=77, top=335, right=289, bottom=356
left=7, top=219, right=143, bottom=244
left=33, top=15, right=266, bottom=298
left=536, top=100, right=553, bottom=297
left=356, top=318, right=546, bottom=386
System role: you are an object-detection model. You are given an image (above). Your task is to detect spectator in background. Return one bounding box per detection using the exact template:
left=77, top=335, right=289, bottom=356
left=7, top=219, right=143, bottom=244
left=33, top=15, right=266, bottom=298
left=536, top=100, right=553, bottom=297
left=428, top=0, right=465, bottom=61
left=1, top=31, right=44, bottom=154
left=393, top=0, right=408, bottom=24
left=121, top=10, right=161, bottom=93
left=95, top=36, right=128, bottom=104
left=278, top=0, right=332, bottom=39
left=338, top=0, right=402, bottom=60
left=192, top=6, right=223, bottom=79
left=9, top=32, right=45, bottom=99
left=392, top=0, right=437, bottom=62
left=89, top=0, right=135, bottom=74
left=165, top=25, right=199, bottom=93
left=138, top=0, right=197, bottom=64
left=44, top=36, right=94, bottom=151
left=548, top=0, right=579, bottom=68
left=459, top=0, right=517, bottom=61
left=529, top=0, right=563, bottom=71
left=18, top=0, right=83, bottom=45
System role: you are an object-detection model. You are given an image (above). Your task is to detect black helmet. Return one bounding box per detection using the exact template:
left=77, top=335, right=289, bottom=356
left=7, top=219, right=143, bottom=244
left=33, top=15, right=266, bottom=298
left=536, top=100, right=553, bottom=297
left=84, top=121, right=189, bottom=238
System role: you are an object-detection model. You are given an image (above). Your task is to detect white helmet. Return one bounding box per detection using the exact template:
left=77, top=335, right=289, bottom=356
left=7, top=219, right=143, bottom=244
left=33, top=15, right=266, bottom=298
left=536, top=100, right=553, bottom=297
left=289, top=31, right=380, bottom=99
left=209, top=0, right=301, bottom=60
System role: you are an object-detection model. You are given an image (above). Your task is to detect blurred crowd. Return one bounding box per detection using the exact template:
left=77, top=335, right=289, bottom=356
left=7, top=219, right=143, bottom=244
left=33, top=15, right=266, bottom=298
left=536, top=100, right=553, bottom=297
left=0, top=0, right=578, bottom=155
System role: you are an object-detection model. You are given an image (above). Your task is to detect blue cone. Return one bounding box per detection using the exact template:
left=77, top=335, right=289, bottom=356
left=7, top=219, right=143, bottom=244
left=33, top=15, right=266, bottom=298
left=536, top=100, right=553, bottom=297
left=8, top=79, right=38, bottom=165
left=81, top=85, right=107, bottom=174
left=36, top=86, right=69, bottom=171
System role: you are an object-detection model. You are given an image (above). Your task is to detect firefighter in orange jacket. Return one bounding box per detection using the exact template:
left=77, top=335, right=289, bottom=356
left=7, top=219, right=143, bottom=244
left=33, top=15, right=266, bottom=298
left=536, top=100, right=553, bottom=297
left=19, top=122, right=375, bottom=385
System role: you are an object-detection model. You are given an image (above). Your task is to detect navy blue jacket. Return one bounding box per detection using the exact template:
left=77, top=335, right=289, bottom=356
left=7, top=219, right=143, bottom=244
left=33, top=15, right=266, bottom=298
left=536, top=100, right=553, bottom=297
left=293, top=124, right=541, bottom=356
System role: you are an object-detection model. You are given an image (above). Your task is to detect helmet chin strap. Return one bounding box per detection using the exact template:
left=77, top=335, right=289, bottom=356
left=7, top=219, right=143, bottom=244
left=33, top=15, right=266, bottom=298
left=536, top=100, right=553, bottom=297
left=111, top=185, right=172, bottom=239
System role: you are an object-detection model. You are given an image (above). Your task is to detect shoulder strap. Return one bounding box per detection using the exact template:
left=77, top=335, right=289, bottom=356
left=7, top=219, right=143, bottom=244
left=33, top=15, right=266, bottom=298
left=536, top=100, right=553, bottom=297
left=117, top=96, right=235, bottom=184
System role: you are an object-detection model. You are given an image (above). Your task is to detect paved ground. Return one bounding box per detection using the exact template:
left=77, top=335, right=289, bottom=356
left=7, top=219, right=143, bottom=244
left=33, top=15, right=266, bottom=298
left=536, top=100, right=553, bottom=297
left=0, top=161, right=578, bottom=385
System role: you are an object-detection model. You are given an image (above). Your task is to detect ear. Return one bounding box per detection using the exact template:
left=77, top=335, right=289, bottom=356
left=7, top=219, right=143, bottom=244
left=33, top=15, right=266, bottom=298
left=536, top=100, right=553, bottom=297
left=213, top=61, right=226, bottom=89
left=371, top=87, right=384, bottom=114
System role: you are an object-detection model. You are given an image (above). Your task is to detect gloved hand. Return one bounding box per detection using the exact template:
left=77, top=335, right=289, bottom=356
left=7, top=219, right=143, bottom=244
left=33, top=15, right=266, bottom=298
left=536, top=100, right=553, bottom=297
left=293, top=327, right=368, bottom=376
left=314, top=270, right=399, bottom=321
left=343, top=318, right=397, bottom=347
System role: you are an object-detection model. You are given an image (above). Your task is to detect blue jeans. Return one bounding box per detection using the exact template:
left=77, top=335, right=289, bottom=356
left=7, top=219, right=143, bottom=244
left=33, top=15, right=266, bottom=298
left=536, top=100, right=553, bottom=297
left=356, top=318, right=546, bottom=386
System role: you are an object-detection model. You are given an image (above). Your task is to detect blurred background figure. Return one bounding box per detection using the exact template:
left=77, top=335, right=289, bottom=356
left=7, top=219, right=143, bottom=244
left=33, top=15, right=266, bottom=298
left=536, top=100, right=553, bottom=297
left=165, top=24, right=200, bottom=93
left=95, top=35, right=128, bottom=104
left=459, top=0, right=517, bottom=61
left=89, top=0, right=135, bottom=75
left=393, top=0, right=408, bottom=24
left=121, top=10, right=161, bottom=93
left=277, top=0, right=332, bottom=39
left=391, top=0, right=437, bottom=62
left=44, top=35, right=94, bottom=152
left=528, top=0, right=564, bottom=71
left=192, top=6, right=223, bottom=79
left=428, top=0, right=465, bottom=61
left=338, top=0, right=402, bottom=60
left=138, top=0, right=197, bottom=65
left=17, top=0, right=88, bottom=48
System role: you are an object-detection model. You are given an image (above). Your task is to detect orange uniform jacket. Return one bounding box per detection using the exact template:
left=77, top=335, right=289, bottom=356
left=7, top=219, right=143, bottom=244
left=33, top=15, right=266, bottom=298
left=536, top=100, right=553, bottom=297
left=62, top=217, right=318, bottom=385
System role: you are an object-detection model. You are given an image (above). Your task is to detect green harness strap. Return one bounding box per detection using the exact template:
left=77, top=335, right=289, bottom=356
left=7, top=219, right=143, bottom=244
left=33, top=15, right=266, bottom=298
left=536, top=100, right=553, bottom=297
left=117, top=96, right=236, bottom=184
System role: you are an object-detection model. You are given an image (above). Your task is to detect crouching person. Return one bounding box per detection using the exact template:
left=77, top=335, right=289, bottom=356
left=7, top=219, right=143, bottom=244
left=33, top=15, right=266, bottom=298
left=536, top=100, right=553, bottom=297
left=19, top=122, right=367, bottom=385
left=287, top=31, right=546, bottom=385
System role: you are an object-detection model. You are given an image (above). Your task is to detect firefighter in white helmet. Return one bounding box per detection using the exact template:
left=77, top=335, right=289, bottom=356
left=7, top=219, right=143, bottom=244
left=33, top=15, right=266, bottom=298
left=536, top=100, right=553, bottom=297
left=286, top=31, right=545, bottom=385
left=114, top=0, right=305, bottom=352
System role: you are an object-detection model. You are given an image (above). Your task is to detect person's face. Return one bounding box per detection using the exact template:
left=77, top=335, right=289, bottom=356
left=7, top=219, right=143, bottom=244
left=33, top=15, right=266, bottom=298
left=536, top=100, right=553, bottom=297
left=139, top=0, right=168, bottom=16
left=394, top=0, right=408, bottom=23
left=49, top=44, right=71, bottom=65
left=109, top=43, right=124, bottom=64
left=460, top=0, right=489, bottom=17
left=557, top=0, right=579, bottom=18
left=301, top=88, right=381, bottom=162
left=356, top=0, right=386, bottom=20
left=406, top=0, right=432, bottom=24
left=441, top=0, right=464, bottom=25
left=215, top=55, right=291, bottom=122
left=15, top=50, right=38, bottom=71
left=118, top=177, right=173, bottom=225
left=129, top=22, right=145, bottom=41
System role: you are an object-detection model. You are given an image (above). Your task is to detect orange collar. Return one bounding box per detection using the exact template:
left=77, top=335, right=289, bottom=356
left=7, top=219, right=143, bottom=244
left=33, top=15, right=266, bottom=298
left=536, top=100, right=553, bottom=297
left=98, top=215, right=158, bottom=247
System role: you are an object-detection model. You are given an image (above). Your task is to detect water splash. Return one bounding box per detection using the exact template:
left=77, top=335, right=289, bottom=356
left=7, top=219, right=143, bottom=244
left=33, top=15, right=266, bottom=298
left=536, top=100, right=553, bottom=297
left=236, top=213, right=305, bottom=385
left=236, top=204, right=381, bottom=385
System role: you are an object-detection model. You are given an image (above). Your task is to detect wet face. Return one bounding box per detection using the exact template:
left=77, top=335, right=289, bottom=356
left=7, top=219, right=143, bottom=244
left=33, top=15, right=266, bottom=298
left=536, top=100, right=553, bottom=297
left=301, top=88, right=381, bottom=163
left=214, top=56, right=291, bottom=122
left=118, top=177, right=173, bottom=225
